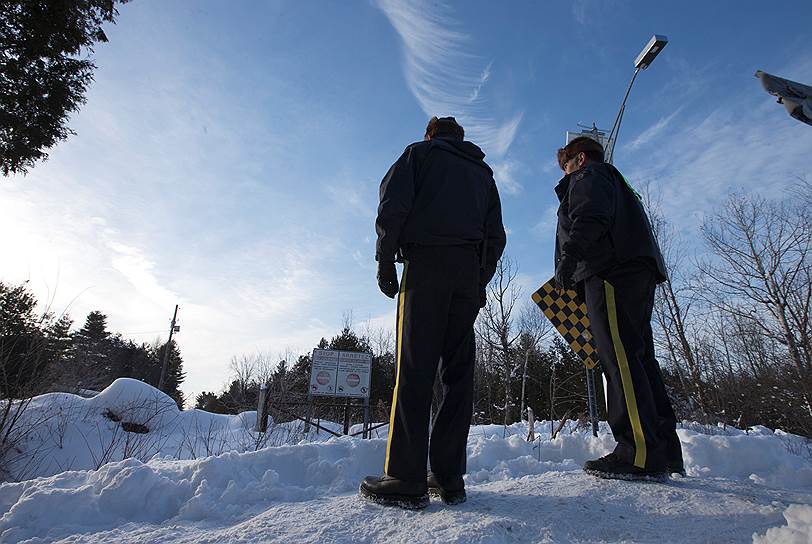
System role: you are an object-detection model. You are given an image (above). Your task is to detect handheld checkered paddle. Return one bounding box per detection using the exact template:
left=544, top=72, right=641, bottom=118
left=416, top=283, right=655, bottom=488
left=531, top=278, right=599, bottom=369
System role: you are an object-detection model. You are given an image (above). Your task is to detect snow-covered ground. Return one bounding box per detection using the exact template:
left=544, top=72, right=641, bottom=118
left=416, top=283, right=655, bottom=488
left=1, top=379, right=811, bottom=543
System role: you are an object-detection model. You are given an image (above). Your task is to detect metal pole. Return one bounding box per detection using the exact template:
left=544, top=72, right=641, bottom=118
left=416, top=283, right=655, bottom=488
left=585, top=367, right=599, bottom=437
left=158, top=304, right=179, bottom=391
left=343, top=398, right=351, bottom=435
left=363, top=396, right=370, bottom=439
left=304, top=393, right=313, bottom=434
left=606, top=67, right=641, bottom=164
left=256, top=384, right=268, bottom=432
left=520, top=349, right=529, bottom=422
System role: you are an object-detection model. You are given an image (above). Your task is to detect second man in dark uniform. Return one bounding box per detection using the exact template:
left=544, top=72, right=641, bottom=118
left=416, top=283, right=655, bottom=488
left=554, top=136, right=684, bottom=482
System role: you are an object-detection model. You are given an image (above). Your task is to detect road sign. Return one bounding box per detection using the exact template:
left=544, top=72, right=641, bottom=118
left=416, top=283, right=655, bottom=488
left=309, top=349, right=371, bottom=398
left=309, top=349, right=339, bottom=396
left=335, top=351, right=372, bottom=398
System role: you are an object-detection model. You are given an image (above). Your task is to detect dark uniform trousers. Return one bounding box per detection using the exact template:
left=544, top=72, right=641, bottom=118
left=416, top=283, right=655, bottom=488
left=384, top=245, right=481, bottom=482
left=583, top=262, right=682, bottom=471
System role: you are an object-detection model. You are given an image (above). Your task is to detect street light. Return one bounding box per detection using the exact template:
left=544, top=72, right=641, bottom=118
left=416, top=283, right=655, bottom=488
left=634, top=35, right=668, bottom=70
left=606, top=35, right=669, bottom=163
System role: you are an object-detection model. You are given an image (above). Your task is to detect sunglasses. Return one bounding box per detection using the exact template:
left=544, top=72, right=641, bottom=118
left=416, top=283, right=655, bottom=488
left=557, top=148, right=582, bottom=170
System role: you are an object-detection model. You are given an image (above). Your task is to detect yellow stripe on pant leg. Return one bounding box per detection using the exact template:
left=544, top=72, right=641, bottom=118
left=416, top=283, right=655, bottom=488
left=604, top=280, right=647, bottom=469
left=384, top=262, right=409, bottom=476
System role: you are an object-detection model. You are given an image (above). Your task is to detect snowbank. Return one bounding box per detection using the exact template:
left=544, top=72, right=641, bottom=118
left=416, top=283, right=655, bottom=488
left=2, top=380, right=811, bottom=542
left=754, top=504, right=812, bottom=544
left=6, top=380, right=812, bottom=489
left=2, top=425, right=811, bottom=542
left=680, top=426, right=812, bottom=489
left=0, top=437, right=385, bottom=542
left=3, top=378, right=328, bottom=481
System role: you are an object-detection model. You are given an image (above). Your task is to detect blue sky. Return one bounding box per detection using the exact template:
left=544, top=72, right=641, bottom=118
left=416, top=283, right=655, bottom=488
left=2, top=1, right=811, bottom=402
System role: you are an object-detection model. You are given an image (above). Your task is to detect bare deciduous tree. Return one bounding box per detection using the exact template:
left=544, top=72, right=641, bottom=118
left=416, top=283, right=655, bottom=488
left=476, top=257, right=523, bottom=428
left=699, top=193, right=812, bottom=418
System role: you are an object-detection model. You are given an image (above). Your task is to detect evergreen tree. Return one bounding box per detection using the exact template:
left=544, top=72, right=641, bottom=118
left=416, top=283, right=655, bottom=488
left=329, top=327, right=372, bottom=353
left=46, top=314, right=73, bottom=362
left=547, top=337, right=590, bottom=421
left=75, top=311, right=109, bottom=342
left=155, top=340, right=185, bottom=409
left=369, top=351, right=395, bottom=419
left=0, top=281, right=49, bottom=397
left=109, top=338, right=158, bottom=383
left=1, top=0, right=130, bottom=175
left=195, top=391, right=228, bottom=414
left=289, top=353, right=312, bottom=392
left=72, top=310, right=112, bottom=390
left=44, top=314, right=74, bottom=388
left=0, top=282, right=39, bottom=336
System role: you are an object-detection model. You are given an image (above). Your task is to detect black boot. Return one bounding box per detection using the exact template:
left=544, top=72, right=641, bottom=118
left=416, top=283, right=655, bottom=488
left=427, top=472, right=466, bottom=505
left=667, top=461, right=687, bottom=477
left=359, top=475, right=429, bottom=510
left=583, top=452, right=668, bottom=482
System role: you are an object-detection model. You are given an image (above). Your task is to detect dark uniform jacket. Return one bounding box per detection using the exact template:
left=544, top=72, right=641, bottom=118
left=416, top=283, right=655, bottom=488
left=554, top=161, right=667, bottom=284
left=375, top=136, right=507, bottom=287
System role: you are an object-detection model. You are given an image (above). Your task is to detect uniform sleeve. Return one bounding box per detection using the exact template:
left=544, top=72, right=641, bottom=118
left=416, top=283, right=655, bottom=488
left=564, top=167, right=615, bottom=260
left=375, top=147, right=418, bottom=262
left=481, top=180, right=507, bottom=286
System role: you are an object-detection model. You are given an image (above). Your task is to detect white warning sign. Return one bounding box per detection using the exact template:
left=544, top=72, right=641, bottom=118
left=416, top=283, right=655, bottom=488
left=309, top=349, right=371, bottom=398
left=309, top=349, right=339, bottom=396
left=336, top=351, right=372, bottom=398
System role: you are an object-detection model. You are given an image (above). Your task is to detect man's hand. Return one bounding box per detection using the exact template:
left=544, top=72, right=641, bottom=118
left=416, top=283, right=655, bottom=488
left=377, top=261, right=399, bottom=298
left=554, top=255, right=577, bottom=292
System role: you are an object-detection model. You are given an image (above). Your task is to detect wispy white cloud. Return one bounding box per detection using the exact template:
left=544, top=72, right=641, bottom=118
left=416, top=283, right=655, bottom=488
left=375, top=0, right=523, bottom=159
left=625, top=107, right=683, bottom=151
left=531, top=204, right=559, bottom=240
left=469, top=61, right=492, bottom=102
left=324, top=180, right=376, bottom=219
left=572, top=0, right=588, bottom=25
left=492, top=159, right=524, bottom=195
left=622, top=59, right=812, bottom=230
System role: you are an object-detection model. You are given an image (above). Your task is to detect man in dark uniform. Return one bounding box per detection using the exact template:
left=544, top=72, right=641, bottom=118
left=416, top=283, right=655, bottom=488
left=554, top=136, right=683, bottom=482
left=359, top=116, right=506, bottom=509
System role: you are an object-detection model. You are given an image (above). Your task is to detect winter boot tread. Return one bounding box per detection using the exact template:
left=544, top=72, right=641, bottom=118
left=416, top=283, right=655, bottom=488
left=359, top=475, right=429, bottom=510
left=583, top=452, right=668, bottom=483
left=427, top=472, right=466, bottom=505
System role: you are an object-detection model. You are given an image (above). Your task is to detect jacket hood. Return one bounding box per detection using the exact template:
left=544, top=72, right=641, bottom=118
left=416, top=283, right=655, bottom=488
left=430, top=137, right=490, bottom=172
left=441, top=137, right=485, bottom=160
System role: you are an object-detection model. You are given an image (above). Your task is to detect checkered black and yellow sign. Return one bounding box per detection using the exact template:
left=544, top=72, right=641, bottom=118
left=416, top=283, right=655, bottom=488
left=531, top=278, right=599, bottom=369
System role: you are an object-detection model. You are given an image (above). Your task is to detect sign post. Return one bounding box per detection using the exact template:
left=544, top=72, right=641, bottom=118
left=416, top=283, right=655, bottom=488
left=255, top=384, right=269, bottom=433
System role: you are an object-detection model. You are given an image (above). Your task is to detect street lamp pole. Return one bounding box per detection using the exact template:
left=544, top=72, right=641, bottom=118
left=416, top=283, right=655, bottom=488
left=606, top=67, right=640, bottom=164
left=606, top=35, right=668, bottom=164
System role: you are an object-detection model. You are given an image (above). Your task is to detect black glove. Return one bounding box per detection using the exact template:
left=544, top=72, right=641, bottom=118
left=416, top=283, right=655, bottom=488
left=377, top=261, right=399, bottom=298
left=554, top=254, right=577, bottom=292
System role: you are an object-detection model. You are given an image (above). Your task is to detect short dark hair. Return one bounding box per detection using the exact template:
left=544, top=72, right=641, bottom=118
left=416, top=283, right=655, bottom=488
left=557, top=136, right=605, bottom=169
left=426, top=116, right=464, bottom=140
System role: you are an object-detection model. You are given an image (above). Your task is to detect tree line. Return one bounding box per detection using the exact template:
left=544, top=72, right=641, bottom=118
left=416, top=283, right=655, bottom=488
left=648, top=179, right=812, bottom=437
left=2, top=180, right=809, bottom=439
left=0, top=284, right=185, bottom=407
left=195, top=180, right=812, bottom=439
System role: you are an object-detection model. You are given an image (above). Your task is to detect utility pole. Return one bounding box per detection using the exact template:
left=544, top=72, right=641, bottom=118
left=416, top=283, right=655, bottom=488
left=158, top=304, right=179, bottom=392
